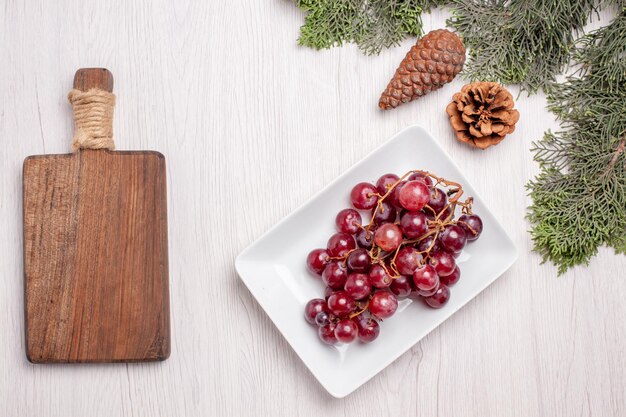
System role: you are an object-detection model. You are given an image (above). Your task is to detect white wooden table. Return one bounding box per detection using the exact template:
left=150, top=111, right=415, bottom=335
left=1, top=2, right=624, bottom=416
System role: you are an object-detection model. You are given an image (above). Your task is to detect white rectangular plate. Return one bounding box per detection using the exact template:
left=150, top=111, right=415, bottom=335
left=236, top=125, right=518, bottom=398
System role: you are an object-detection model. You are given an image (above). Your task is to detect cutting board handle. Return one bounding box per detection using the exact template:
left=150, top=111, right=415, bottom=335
left=73, top=68, right=114, bottom=92
left=69, top=68, right=115, bottom=151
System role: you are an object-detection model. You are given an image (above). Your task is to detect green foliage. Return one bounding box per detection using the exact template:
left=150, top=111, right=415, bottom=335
left=527, top=8, right=626, bottom=274
left=446, top=0, right=596, bottom=93
left=292, top=0, right=443, bottom=55
left=290, top=1, right=612, bottom=93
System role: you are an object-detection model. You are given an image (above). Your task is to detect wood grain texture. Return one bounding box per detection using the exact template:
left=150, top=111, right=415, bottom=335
left=74, top=68, right=114, bottom=92
left=1, top=1, right=625, bottom=416
left=23, top=68, right=169, bottom=363
left=24, top=149, right=170, bottom=362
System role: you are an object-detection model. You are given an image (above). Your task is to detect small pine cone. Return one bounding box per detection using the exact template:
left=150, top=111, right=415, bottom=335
left=446, top=82, right=520, bottom=149
left=379, top=29, right=466, bottom=110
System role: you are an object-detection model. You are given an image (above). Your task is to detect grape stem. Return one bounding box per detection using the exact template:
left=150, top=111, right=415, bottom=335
left=349, top=299, right=371, bottom=319
left=457, top=219, right=477, bottom=235
left=364, top=171, right=472, bottom=283
left=328, top=248, right=357, bottom=262
left=368, top=170, right=465, bottom=233
left=378, top=261, right=400, bottom=280
left=332, top=170, right=474, bottom=323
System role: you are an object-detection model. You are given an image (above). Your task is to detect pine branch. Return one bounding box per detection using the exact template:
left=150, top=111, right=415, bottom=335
left=289, top=1, right=624, bottom=95
left=292, top=0, right=442, bottom=55
left=446, top=0, right=597, bottom=93
left=527, top=8, right=626, bottom=274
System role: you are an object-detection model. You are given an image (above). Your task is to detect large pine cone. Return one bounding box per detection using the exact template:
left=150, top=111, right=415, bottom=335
left=446, top=82, right=520, bottom=149
left=379, top=29, right=466, bottom=110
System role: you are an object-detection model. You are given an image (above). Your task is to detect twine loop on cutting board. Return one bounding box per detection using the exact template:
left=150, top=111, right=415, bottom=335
left=68, top=89, right=116, bottom=151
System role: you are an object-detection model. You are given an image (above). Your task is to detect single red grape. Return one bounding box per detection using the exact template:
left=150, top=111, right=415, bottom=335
left=426, top=187, right=447, bottom=215
left=374, top=223, right=403, bottom=252
left=425, top=205, right=452, bottom=221
left=399, top=180, right=430, bottom=211
left=371, top=201, right=397, bottom=225
left=388, top=181, right=406, bottom=208
left=417, top=283, right=439, bottom=297
left=408, top=172, right=433, bottom=187
left=375, top=173, right=400, bottom=195
left=424, top=284, right=450, bottom=308
left=306, top=248, right=330, bottom=275
left=356, top=317, right=380, bottom=343
left=413, top=264, right=439, bottom=292
left=438, top=224, right=467, bottom=253
left=344, top=273, right=372, bottom=300
left=458, top=214, right=483, bottom=241
left=395, top=246, right=420, bottom=275
left=350, top=182, right=379, bottom=210
left=400, top=211, right=428, bottom=239
left=327, top=232, right=356, bottom=257
left=315, top=311, right=332, bottom=327
left=390, top=275, right=413, bottom=298
left=324, top=286, right=333, bottom=299
left=318, top=323, right=338, bottom=344
left=346, top=248, right=372, bottom=272
left=304, top=298, right=329, bottom=324
left=335, top=209, right=362, bottom=234
left=327, top=290, right=356, bottom=317
left=440, top=265, right=461, bottom=286
left=429, top=251, right=456, bottom=276
left=368, top=264, right=392, bottom=288
left=417, top=234, right=441, bottom=253
left=334, top=319, right=358, bottom=343
left=368, top=291, right=398, bottom=319
left=322, top=261, right=348, bottom=290
left=355, top=227, right=375, bottom=249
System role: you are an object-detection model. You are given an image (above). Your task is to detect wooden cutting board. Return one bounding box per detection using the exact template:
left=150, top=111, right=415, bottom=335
left=23, top=68, right=170, bottom=363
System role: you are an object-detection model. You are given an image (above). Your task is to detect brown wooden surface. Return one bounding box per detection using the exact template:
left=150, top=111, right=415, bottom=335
left=23, top=150, right=170, bottom=363
left=73, top=68, right=114, bottom=92
left=23, top=68, right=170, bottom=363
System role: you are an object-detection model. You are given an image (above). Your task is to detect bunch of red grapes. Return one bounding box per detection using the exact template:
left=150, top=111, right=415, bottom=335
left=304, top=170, right=483, bottom=346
